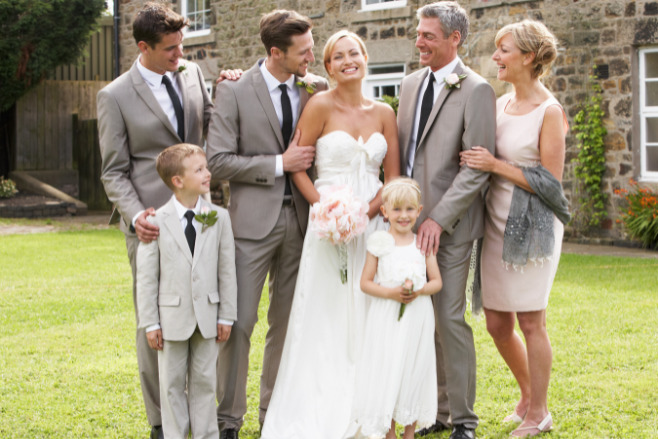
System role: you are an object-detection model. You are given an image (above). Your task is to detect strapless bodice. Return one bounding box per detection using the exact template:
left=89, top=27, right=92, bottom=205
left=315, top=130, right=387, bottom=185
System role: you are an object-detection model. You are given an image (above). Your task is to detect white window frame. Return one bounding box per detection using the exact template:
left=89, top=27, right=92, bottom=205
left=181, top=0, right=211, bottom=38
left=638, top=47, right=658, bottom=181
left=363, top=64, right=406, bottom=100
left=360, top=0, right=407, bottom=12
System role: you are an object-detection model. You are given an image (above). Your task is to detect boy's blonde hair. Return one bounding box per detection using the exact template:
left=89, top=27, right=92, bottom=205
left=381, top=177, right=422, bottom=208
left=156, top=143, right=205, bottom=190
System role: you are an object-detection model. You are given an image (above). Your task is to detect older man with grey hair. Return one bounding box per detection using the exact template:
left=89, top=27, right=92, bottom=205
left=396, top=2, right=496, bottom=439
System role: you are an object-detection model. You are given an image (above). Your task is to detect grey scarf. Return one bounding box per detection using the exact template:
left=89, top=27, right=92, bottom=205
left=471, top=165, right=570, bottom=315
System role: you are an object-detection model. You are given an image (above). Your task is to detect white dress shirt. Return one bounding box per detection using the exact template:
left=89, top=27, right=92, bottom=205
left=407, top=57, right=461, bottom=176
left=259, top=61, right=300, bottom=177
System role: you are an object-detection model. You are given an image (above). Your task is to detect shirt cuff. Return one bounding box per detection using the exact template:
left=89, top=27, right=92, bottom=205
left=132, top=210, right=145, bottom=228
left=275, top=154, right=283, bottom=177
left=218, top=319, right=234, bottom=326
left=146, top=324, right=161, bottom=333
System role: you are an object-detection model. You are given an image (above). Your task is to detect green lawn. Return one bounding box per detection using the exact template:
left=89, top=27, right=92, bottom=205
left=1, top=228, right=656, bottom=438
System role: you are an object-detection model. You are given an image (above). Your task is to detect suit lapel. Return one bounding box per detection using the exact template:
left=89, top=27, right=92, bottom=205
left=252, top=61, right=286, bottom=151
left=130, top=61, right=179, bottom=140
left=192, top=199, right=213, bottom=269
left=416, top=61, right=467, bottom=152
left=161, top=201, right=193, bottom=265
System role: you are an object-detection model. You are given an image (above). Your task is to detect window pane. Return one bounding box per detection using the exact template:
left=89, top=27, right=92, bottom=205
left=646, top=82, right=658, bottom=106
left=381, top=85, right=397, bottom=97
left=648, top=146, right=658, bottom=171
left=645, top=52, right=658, bottom=78
left=187, top=0, right=196, bottom=13
left=369, top=65, right=405, bottom=75
left=646, top=117, right=658, bottom=142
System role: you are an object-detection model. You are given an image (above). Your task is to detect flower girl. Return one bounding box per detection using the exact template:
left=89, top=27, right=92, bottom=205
left=354, top=178, right=442, bottom=439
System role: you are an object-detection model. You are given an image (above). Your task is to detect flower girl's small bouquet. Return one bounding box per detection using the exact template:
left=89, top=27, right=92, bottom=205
left=310, top=185, right=369, bottom=283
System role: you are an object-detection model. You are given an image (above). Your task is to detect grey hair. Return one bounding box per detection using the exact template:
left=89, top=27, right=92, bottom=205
left=417, top=1, right=469, bottom=47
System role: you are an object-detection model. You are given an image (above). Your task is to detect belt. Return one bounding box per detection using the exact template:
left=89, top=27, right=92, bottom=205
left=282, top=196, right=294, bottom=206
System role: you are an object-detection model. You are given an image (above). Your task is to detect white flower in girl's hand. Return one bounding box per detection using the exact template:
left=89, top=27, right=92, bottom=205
left=366, top=231, right=395, bottom=257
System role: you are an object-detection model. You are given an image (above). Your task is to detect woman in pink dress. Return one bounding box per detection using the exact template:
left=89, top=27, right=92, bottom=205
left=460, top=20, right=569, bottom=438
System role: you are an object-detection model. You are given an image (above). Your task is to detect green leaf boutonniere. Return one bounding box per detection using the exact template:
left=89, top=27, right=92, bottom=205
left=177, top=64, right=187, bottom=73
left=195, top=207, right=218, bottom=232
left=444, top=73, right=467, bottom=90
left=295, top=80, right=317, bottom=94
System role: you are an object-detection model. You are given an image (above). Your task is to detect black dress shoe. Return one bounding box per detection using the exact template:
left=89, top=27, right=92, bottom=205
left=220, top=428, right=239, bottom=439
left=415, top=421, right=449, bottom=437
left=150, top=425, right=164, bottom=439
left=449, top=424, right=475, bottom=439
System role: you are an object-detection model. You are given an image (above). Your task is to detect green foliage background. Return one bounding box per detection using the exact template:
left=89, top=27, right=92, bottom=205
left=0, top=0, right=106, bottom=111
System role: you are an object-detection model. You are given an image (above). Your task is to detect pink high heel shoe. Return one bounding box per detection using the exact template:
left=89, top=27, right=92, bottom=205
left=510, top=413, right=552, bottom=437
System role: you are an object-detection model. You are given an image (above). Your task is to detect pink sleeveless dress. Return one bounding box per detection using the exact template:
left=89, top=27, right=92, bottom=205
left=481, top=93, right=567, bottom=312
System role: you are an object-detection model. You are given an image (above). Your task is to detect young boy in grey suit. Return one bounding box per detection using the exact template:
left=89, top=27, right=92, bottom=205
left=137, top=144, right=237, bottom=439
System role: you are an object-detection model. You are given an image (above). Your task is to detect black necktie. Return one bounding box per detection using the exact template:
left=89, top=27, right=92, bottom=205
left=162, top=75, right=185, bottom=142
left=184, top=210, right=196, bottom=256
left=279, top=84, right=293, bottom=195
left=416, top=72, right=435, bottom=150
left=279, top=84, right=293, bottom=146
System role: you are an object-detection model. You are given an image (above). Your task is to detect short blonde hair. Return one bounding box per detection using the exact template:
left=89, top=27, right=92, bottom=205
left=495, top=19, right=558, bottom=79
left=382, top=178, right=422, bottom=208
left=323, top=30, right=368, bottom=75
left=156, top=143, right=205, bottom=190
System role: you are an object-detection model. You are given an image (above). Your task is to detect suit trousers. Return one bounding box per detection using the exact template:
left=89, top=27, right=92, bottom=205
left=159, top=328, right=219, bottom=439
left=432, top=240, right=478, bottom=430
left=216, top=205, right=303, bottom=430
left=126, top=234, right=161, bottom=427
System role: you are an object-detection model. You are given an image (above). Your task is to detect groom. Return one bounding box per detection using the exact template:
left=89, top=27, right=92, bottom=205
left=206, top=10, right=328, bottom=438
left=397, top=2, right=495, bottom=439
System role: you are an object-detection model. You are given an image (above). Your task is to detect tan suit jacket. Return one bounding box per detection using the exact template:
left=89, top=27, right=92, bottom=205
left=136, top=197, right=237, bottom=340
left=206, top=60, right=328, bottom=238
left=98, top=60, right=213, bottom=232
left=398, top=60, right=496, bottom=245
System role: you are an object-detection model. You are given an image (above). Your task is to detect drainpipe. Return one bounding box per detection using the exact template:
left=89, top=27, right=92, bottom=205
left=113, top=0, right=120, bottom=79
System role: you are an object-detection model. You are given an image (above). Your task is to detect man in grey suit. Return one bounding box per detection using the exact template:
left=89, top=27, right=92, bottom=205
left=397, top=3, right=496, bottom=439
left=206, top=10, right=328, bottom=439
left=98, top=3, right=213, bottom=438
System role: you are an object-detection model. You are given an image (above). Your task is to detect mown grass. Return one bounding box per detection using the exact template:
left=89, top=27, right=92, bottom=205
left=0, top=229, right=656, bottom=438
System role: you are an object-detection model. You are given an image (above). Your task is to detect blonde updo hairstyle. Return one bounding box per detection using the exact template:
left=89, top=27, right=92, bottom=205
left=322, top=30, right=368, bottom=78
left=381, top=178, right=422, bottom=209
left=495, top=19, right=558, bottom=79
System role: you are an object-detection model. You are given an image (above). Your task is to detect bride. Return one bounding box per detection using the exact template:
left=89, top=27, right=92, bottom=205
left=260, top=30, right=400, bottom=438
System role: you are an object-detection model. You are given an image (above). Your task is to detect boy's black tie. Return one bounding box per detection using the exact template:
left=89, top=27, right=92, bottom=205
left=184, top=210, right=196, bottom=255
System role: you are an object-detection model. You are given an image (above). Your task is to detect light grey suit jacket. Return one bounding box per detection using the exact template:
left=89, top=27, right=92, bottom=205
left=398, top=60, right=496, bottom=246
left=98, top=60, right=213, bottom=232
left=206, top=60, right=328, bottom=239
left=136, top=197, right=237, bottom=341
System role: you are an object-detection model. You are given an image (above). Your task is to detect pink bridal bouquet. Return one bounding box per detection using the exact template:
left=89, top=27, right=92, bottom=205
left=310, top=185, right=369, bottom=283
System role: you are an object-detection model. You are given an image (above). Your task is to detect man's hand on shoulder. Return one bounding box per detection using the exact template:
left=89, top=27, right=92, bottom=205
left=417, top=218, right=443, bottom=256
left=135, top=208, right=159, bottom=243
left=282, top=129, right=315, bottom=173
left=216, top=69, right=244, bottom=84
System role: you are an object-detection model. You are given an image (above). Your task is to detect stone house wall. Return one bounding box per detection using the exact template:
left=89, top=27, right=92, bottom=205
left=116, top=0, right=658, bottom=244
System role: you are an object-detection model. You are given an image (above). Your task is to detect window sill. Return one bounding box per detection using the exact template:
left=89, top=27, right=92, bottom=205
left=184, top=32, right=214, bottom=46
left=471, top=0, right=537, bottom=10
left=353, top=6, right=413, bottom=23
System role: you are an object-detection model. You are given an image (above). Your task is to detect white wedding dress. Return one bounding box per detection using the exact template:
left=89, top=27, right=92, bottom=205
left=261, top=130, right=388, bottom=439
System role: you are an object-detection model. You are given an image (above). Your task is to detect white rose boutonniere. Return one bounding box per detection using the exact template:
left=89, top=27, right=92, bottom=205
left=444, top=73, right=467, bottom=90
left=195, top=206, right=218, bottom=232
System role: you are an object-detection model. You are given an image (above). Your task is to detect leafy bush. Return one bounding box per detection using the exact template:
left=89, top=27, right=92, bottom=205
left=572, top=72, right=608, bottom=230
left=615, top=179, right=658, bottom=248
left=0, top=177, right=18, bottom=198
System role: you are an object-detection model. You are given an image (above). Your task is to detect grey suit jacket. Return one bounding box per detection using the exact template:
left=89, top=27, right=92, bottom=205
left=206, top=60, right=329, bottom=239
left=398, top=60, right=496, bottom=246
left=136, top=197, right=238, bottom=341
left=98, top=60, right=213, bottom=232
